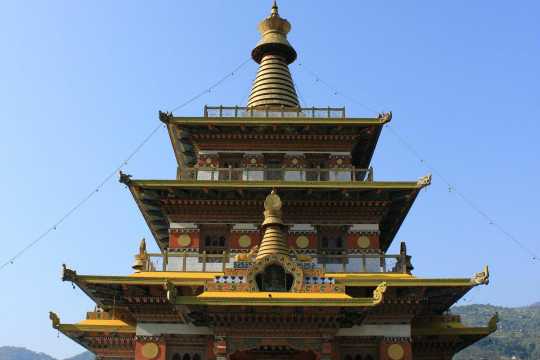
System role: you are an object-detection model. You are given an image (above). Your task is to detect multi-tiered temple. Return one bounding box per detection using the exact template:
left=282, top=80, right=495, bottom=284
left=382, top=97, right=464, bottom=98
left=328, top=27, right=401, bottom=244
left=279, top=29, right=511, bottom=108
left=51, top=3, right=497, bottom=360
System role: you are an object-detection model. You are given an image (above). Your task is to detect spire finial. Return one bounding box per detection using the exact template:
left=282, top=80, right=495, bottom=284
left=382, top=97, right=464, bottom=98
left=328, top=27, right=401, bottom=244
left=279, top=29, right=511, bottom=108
left=271, top=0, right=279, bottom=16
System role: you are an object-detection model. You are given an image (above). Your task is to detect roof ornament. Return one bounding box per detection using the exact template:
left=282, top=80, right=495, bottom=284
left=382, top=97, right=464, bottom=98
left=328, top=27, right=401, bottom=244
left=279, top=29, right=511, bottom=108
left=132, top=238, right=148, bottom=273
left=61, top=264, right=77, bottom=282
left=417, top=174, right=432, bottom=188
left=470, top=265, right=490, bottom=286
left=373, top=282, right=388, bottom=305
left=49, top=311, right=60, bottom=329
left=247, top=1, right=300, bottom=108
left=118, top=171, right=132, bottom=185
left=271, top=0, right=279, bottom=16
left=488, top=312, right=499, bottom=331
left=255, top=190, right=289, bottom=260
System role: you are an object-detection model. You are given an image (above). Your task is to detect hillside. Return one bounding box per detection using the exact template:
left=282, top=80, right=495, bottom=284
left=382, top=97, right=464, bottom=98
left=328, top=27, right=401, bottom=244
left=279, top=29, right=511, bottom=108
left=0, top=347, right=93, bottom=360
left=453, top=303, right=540, bottom=360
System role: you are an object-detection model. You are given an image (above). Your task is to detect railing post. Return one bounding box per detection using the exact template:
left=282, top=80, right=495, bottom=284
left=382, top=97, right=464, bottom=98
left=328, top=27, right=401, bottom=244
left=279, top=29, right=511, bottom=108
left=182, top=252, right=187, bottom=271
left=204, top=105, right=208, bottom=117
left=362, top=254, right=367, bottom=272
left=162, top=250, right=168, bottom=271
left=222, top=250, right=227, bottom=272
left=219, top=105, right=223, bottom=117
left=368, top=166, right=374, bottom=182
left=352, top=166, right=356, bottom=181
left=234, top=106, right=238, bottom=117
left=341, top=254, right=347, bottom=272
left=228, top=165, right=232, bottom=181
left=202, top=251, right=207, bottom=272
left=380, top=255, right=386, bottom=273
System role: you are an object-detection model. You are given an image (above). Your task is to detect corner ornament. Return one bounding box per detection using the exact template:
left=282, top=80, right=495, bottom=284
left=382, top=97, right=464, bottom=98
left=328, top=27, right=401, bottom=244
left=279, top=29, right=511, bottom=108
left=470, top=265, right=490, bottom=286
left=417, top=174, right=432, bottom=188
left=488, top=312, right=499, bottom=332
left=49, top=311, right=60, bottom=329
left=159, top=110, right=173, bottom=123
left=373, top=282, right=388, bottom=305
left=377, top=111, right=392, bottom=123
left=62, top=264, right=77, bottom=282
left=118, top=171, right=133, bottom=185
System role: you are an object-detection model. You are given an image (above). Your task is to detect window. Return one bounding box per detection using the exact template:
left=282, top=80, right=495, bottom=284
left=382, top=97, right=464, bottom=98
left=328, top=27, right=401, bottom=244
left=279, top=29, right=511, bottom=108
left=200, top=225, right=229, bottom=254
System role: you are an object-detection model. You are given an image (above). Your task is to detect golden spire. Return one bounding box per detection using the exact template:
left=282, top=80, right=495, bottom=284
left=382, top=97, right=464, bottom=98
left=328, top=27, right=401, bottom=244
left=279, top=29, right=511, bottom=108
left=256, top=190, right=289, bottom=260
left=247, top=1, right=300, bottom=109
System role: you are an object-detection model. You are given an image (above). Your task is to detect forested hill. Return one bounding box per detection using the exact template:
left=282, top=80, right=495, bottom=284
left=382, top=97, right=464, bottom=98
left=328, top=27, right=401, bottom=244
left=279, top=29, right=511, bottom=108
left=0, top=347, right=93, bottom=360
left=453, top=303, right=540, bottom=360
left=1, top=304, right=539, bottom=360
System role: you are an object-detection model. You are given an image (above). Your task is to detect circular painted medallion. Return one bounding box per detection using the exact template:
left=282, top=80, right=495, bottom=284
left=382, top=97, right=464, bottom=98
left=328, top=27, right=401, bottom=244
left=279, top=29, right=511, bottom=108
left=356, top=235, right=371, bottom=249
left=177, top=234, right=191, bottom=247
left=250, top=158, right=257, bottom=165
left=295, top=235, right=310, bottom=249
left=336, top=158, right=343, bottom=165
left=142, top=342, right=159, bottom=359
left=387, top=344, right=405, bottom=360
left=205, top=157, right=213, bottom=164
left=238, top=234, right=252, bottom=248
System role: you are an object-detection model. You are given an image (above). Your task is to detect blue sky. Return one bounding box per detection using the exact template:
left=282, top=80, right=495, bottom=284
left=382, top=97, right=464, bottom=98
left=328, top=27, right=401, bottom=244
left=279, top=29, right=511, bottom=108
left=0, top=0, right=538, bottom=358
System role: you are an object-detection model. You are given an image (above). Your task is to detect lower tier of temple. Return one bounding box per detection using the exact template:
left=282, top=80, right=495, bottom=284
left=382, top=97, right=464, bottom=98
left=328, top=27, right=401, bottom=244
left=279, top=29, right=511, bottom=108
left=52, top=315, right=496, bottom=360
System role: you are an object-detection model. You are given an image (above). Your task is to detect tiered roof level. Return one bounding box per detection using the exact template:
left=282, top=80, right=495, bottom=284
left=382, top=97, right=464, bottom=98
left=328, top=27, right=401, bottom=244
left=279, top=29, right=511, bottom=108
left=52, top=3, right=497, bottom=360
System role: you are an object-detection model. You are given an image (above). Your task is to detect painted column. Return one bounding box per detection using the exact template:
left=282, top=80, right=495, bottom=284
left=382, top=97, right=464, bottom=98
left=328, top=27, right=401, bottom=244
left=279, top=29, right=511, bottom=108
left=319, top=340, right=333, bottom=360
left=379, top=338, right=412, bottom=360
left=135, top=337, right=166, bottom=360
left=213, top=336, right=228, bottom=360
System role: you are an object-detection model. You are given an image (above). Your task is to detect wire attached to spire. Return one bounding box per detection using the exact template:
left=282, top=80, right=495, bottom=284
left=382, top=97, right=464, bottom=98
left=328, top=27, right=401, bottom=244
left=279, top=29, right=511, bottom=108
left=296, top=61, right=539, bottom=263
left=0, top=58, right=251, bottom=273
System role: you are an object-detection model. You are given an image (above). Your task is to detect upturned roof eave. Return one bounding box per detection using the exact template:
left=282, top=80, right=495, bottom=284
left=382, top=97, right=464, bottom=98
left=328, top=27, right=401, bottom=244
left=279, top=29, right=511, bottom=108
left=165, top=116, right=391, bottom=126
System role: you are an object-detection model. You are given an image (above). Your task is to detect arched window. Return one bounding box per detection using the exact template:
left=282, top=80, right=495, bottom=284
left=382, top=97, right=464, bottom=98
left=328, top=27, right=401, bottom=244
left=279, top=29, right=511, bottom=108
left=354, top=355, right=363, bottom=360
left=182, top=354, right=191, bottom=360
left=172, top=354, right=181, bottom=360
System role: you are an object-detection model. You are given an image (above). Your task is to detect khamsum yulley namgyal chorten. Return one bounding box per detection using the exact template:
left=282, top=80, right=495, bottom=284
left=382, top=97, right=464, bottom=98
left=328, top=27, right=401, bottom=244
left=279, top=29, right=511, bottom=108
left=51, top=3, right=497, bottom=360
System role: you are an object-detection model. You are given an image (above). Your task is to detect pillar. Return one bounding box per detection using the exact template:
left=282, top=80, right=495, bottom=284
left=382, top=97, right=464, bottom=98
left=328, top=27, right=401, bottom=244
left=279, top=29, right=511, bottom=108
left=213, top=336, right=228, bottom=360
left=379, top=338, right=412, bottom=360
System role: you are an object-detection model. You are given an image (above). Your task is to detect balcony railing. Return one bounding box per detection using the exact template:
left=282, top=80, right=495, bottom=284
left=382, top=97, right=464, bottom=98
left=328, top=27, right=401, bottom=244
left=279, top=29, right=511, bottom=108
left=204, top=105, right=346, bottom=119
left=178, top=167, right=374, bottom=182
left=142, top=251, right=410, bottom=274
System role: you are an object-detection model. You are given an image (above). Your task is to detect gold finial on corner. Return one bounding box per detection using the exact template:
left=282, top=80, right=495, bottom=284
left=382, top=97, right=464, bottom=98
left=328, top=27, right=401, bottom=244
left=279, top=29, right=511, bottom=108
left=470, top=265, right=490, bottom=286
left=133, top=238, right=148, bottom=273
left=49, top=311, right=60, bottom=329
left=139, top=238, right=147, bottom=256
left=488, top=312, right=499, bottom=331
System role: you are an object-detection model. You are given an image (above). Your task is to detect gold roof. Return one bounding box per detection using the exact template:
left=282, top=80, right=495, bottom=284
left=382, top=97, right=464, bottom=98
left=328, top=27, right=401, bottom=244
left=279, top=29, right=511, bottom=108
left=247, top=1, right=299, bottom=108
left=256, top=190, right=289, bottom=260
